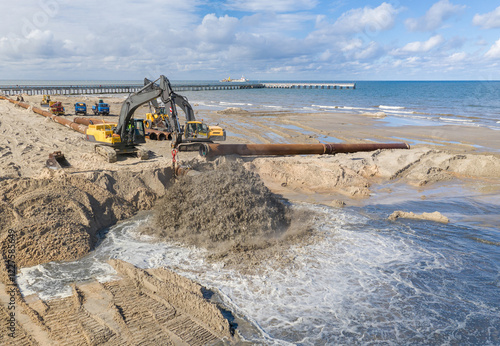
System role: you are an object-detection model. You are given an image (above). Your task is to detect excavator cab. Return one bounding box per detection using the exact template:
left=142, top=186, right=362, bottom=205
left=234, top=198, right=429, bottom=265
left=132, top=119, right=147, bottom=144
left=121, top=119, right=146, bottom=145
left=185, top=121, right=209, bottom=139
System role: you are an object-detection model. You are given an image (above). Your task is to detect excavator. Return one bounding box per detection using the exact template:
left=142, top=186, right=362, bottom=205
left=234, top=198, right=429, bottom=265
left=144, top=101, right=226, bottom=143
left=143, top=77, right=226, bottom=147
left=86, top=75, right=224, bottom=162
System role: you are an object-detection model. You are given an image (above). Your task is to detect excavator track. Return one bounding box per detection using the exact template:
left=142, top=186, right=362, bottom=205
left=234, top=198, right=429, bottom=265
left=95, top=145, right=149, bottom=162
left=95, top=145, right=118, bottom=163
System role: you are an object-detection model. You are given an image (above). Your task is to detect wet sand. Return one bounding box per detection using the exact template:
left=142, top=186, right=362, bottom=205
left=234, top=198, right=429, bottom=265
left=1, top=93, right=500, bottom=344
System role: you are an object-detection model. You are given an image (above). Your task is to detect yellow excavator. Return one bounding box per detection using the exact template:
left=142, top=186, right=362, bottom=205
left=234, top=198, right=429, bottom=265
left=144, top=104, right=226, bottom=142
left=86, top=75, right=225, bottom=162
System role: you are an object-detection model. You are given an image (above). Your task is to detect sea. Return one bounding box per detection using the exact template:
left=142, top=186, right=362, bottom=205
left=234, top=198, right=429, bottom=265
left=10, top=80, right=500, bottom=344
left=2, top=80, right=500, bottom=130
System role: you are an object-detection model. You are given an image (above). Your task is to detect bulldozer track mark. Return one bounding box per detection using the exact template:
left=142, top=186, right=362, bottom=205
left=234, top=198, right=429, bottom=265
left=42, top=297, right=116, bottom=345
left=102, top=279, right=176, bottom=345
left=166, top=316, right=219, bottom=346
left=0, top=304, right=38, bottom=346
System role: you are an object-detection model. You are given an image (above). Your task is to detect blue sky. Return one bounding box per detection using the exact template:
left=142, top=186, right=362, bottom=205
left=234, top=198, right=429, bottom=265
left=0, top=0, right=499, bottom=80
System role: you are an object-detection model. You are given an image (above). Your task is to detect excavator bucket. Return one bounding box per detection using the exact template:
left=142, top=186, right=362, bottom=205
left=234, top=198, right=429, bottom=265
left=46, top=151, right=70, bottom=169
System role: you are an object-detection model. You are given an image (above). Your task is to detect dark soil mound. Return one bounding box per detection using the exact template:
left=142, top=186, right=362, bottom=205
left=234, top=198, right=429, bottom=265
left=152, top=162, right=292, bottom=249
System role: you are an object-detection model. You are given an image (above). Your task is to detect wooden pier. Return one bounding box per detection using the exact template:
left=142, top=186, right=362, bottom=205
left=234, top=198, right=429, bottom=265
left=0, top=84, right=144, bottom=96
left=263, top=82, right=355, bottom=89
left=0, top=82, right=355, bottom=96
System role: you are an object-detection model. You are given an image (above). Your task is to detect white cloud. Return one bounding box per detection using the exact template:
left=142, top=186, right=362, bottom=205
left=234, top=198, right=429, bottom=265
left=473, top=6, right=500, bottom=29
left=226, top=0, right=318, bottom=12
left=0, top=29, right=69, bottom=59
left=447, top=52, right=467, bottom=62
left=392, top=35, right=445, bottom=54
left=340, top=38, right=364, bottom=52
left=339, top=39, right=382, bottom=60
left=405, top=0, right=466, bottom=32
left=0, top=0, right=497, bottom=80
left=352, top=41, right=382, bottom=60
left=240, top=12, right=318, bottom=36
left=484, top=39, right=500, bottom=59
left=196, top=14, right=238, bottom=44
left=330, top=2, right=400, bottom=34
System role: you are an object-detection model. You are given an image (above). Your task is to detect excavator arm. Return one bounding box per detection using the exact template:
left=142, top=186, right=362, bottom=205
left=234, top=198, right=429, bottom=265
left=115, top=76, right=171, bottom=145
left=145, top=78, right=196, bottom=146
left=115, top=75, right=220, bottom=150
left=123, top=75, right=191, bottom=147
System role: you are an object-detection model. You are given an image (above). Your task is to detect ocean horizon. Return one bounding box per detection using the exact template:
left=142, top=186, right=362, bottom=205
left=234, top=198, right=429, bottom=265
left=2, top=80, right=500, bottom=131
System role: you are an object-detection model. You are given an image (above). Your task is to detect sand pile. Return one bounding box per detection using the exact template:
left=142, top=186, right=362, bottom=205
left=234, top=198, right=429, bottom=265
left=0, top=167, right=174, bottom=267
left=151, top=162, right=292, bottom=250
left=0, top=175, right=135, bottom=267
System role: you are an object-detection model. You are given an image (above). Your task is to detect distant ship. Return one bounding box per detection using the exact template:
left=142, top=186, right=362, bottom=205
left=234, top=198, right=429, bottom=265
left=220, top=76, right=249, bottom=82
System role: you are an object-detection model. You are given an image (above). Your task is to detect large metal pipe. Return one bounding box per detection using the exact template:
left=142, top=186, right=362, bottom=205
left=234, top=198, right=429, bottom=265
left=1, top=96, right=88, bottom=134
left=200, top=142, right=410, bottom=158
left=73, top=117, right=109, bottom=126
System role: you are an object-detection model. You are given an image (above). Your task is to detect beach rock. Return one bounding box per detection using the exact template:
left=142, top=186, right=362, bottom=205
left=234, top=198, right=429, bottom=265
left=388, top=210, right=449, bottom=223
left=329, top=199, right=346, bottom=208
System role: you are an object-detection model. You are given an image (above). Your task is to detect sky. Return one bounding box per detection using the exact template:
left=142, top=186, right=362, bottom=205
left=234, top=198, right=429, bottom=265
left=0, top=0, right=499, bottom=81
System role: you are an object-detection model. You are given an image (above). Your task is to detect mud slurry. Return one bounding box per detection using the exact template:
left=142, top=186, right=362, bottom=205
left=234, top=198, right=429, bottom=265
left=16, top=260, right=232, bottom=345
left=148, top=161, right=316, bottom=270
left=152, top=161, right=292, bottom=249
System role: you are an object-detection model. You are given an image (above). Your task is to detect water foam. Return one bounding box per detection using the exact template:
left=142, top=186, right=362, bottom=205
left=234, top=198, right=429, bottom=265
left=17, top=204, right=499, bottom=344
left=379, top=105, right=405, bottom=110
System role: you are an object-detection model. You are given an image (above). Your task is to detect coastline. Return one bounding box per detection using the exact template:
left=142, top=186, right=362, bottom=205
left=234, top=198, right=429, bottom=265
left=1, top=93, right=499, bottom=344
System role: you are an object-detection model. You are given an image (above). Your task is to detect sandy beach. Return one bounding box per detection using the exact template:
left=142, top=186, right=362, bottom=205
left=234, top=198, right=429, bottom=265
left=1, top=93, right=500, bottom=344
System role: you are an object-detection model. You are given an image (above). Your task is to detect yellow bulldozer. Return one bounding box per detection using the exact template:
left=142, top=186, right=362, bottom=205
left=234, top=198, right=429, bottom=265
left=40, top=95, right=51, bottom=107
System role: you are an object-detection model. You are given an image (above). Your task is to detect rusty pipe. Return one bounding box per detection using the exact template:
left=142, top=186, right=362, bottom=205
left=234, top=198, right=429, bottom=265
left=147, top=129, right=170, bottom=140
left=199, top=142, right=410, bottom=158
left=73, top=117, right=110, bottom=126
left=33, top=105, right=88, bottom=134
left=1, top=96, right=88, bottom=134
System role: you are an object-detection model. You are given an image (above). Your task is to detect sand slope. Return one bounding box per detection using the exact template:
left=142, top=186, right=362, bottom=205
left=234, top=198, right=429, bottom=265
left=1, top=260, right=233, bottom=345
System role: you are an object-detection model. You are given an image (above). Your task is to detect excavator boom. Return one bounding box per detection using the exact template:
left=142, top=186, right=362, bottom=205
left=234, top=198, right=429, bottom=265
left=116, top=76, right=173, bottom=145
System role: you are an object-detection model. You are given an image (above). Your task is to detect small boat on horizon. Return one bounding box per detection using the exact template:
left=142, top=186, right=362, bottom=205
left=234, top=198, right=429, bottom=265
left=220, top=76, right=249, bottom=83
